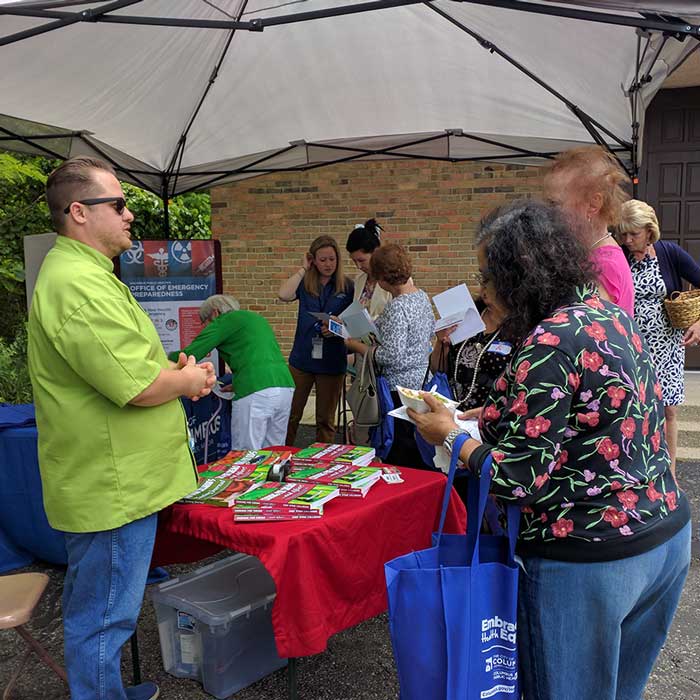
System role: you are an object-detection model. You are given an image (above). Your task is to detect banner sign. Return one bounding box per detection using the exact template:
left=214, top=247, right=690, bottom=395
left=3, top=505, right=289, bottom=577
left=117, top=240, right=222, bottom=358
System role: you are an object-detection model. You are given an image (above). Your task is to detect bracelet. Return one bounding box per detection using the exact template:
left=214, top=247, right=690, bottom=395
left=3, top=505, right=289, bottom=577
left=443, top=427, right=468, bottom=455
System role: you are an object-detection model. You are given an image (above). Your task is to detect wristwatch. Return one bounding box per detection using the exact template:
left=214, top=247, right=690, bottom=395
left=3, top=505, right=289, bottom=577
left=443, top=427, right=468, bottom=455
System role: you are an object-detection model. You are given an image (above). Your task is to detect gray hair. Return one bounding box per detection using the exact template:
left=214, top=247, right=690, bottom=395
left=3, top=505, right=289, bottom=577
left=199, top=294, right=240, bottom=322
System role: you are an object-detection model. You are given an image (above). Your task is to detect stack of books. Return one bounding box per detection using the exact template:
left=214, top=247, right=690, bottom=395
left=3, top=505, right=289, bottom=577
left=233, top=481, right=340, bottom=521
left=182, top=443, right=386, bottom=519
left=289, top=443, right=375, bottom=468
left=180, top=477, right=256, bottom=507
left=197, top=449, right=292, bottom=479
left=287, top=463, right=382, bottom=498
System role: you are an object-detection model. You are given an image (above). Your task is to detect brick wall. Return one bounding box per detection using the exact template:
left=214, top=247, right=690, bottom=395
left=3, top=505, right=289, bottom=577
left=212, top=159, right=543, bottom=355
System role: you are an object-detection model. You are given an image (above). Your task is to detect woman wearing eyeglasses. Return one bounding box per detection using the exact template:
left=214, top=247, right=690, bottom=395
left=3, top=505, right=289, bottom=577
left=412, top=200, right=690, bottom=700
left=429, top=283, right=510, bottom=416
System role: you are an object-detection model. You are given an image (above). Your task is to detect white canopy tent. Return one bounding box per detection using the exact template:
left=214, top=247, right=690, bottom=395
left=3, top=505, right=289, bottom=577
left=1, top=0, right=698, bottom=216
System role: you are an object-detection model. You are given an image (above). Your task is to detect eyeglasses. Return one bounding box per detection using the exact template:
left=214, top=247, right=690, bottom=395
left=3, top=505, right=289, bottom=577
left=63, top=197, right=127, bottom=215
left=470, top=270, right=493, bottom=286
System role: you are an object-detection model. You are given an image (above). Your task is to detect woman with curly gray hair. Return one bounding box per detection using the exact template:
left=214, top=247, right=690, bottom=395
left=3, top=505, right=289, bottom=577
left=412, top=200, right=690, bottom=700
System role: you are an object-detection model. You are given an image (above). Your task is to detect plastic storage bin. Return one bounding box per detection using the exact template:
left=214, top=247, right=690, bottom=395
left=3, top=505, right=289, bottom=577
left=151, top=553, right=287, bottom=698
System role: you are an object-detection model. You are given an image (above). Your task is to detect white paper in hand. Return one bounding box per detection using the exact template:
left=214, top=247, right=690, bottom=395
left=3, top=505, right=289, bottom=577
left=433, top=284, right=485, bottom=345
left=339, top=301, right=382, bottom=341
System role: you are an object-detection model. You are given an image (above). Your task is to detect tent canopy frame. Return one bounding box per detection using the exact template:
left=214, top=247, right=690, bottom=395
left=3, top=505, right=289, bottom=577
left=1, top=0, right=698, bottom=231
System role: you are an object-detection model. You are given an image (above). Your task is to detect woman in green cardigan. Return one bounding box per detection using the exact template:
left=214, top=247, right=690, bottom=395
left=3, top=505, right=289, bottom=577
left=170, top=295, right=295, bottom=450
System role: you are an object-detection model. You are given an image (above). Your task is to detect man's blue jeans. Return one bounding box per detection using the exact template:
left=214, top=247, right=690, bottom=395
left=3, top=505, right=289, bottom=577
left=62, top=513, right=157, bottom=700
left=518, top=521, right=691, bottom=700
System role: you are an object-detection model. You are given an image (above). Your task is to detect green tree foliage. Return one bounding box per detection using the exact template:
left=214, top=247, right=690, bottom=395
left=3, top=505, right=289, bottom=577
left=0, top=153, right=54, bottom=294
left=122, top=183, right=211, bottom=240
left=0, top=323, right=33, bottom=404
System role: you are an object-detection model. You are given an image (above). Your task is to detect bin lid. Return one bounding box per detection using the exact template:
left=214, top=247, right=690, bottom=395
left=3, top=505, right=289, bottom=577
left=151, top=554, right=276, bottom=626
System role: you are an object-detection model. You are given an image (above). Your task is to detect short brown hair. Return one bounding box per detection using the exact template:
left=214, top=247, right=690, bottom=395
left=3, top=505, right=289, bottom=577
left=46, top=157, right=116, bottom=233
left=544, top=145, right=630, bottom=227
left=370, top=243, right=412, bottom=286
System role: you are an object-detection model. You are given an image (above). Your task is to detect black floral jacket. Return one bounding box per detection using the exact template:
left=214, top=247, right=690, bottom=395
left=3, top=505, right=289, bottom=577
left=476, top=287, right=689, bottom=562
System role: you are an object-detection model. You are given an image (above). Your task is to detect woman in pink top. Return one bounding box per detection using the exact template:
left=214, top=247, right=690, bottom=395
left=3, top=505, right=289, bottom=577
left=543, top=145, right=635, bottom=316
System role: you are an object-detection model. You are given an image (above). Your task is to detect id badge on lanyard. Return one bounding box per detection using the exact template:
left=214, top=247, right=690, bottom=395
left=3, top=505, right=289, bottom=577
left=312, top=286, right=333, bottom=360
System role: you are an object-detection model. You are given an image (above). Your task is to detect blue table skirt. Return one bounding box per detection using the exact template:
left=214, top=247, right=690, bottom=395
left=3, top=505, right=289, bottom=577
left=0, top=424, right=67, bottom=570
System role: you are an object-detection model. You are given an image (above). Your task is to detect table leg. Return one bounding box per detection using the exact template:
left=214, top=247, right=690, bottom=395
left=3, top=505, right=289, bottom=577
left=130, top=631, right=141, bottom=685
left=287, top=657, right=298, bottom=700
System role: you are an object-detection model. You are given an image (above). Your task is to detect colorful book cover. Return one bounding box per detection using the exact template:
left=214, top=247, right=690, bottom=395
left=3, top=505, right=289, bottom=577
left=234, top=481, right=339, bottom=513
left=201, top=449, right=293, bottom=476
left=287, top=464, right=381, bottom=494
left=180, top=478, right=255, bottom=507
left=199, top=463, right=271, bottom=481
left=290, top=443, right=375, bottom=466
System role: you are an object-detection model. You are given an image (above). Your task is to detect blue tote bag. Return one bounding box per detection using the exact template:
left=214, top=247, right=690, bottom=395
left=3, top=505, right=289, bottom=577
left=415, top=359, right=454, bottom=467
left=385, top=433, right=520, bottom=700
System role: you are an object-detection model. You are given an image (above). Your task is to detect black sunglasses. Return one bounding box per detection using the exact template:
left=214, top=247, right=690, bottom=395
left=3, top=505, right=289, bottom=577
left=63, top=197, right=127, bottom=215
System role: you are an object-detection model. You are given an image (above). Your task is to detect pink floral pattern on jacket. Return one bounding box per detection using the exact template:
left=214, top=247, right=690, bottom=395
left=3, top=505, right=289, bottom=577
left=478, top=287, right=686, bottom=559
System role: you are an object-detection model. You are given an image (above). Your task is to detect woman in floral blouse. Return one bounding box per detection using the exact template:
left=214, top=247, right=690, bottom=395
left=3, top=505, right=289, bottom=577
left=412, top=200, right=691, bottom=700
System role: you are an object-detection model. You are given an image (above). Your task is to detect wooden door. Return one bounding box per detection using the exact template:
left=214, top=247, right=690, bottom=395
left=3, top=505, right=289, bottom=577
left=641, top=87, right=700, bottom=368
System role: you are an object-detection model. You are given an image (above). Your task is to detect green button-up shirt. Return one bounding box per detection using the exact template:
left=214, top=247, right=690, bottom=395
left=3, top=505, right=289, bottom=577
left=27, top=236, right=197, bottom=533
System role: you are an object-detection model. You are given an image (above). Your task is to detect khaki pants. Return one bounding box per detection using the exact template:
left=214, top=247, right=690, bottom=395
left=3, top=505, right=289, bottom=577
left=286, top=366, right=345, bottom=446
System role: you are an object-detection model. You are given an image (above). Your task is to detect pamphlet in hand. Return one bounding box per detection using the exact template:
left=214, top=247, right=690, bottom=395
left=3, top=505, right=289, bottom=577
left=328, top=318, right=349, bottom=339
left=432, top=284, right=485, bottom=345
left=434, top=311, right=466, bottom=333
left=339, top=301, right=382, bottom=342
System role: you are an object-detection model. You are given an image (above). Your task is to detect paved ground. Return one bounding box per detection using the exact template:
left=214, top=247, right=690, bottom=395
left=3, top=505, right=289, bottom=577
left=1, top=426, right=697, bottom=699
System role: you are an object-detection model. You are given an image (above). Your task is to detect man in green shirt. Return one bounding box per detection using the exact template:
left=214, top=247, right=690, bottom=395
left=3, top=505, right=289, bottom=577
left=27, top=157, right=215, bottom=700
left=169, top=295, right=295, bottom=449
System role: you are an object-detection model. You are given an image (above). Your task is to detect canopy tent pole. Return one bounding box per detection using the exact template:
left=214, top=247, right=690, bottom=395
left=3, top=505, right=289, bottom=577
left=3, top=0, right=699, bottom=43
left=0, top=0, right=142, bottom=47
left=161, top=176, right=171, bottom=239
left=0, top=124, right=69, bottom=161
left=425, top=2, right=631, bottom=151
left=75, top=135, right=154, bottom=191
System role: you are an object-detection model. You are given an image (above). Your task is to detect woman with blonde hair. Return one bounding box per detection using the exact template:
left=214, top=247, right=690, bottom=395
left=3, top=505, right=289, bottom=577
left=617, top=199, right=700, bottom=476
left=544, top=145, right=635, bottom=316
left=279, top=235, right=354, bottom=445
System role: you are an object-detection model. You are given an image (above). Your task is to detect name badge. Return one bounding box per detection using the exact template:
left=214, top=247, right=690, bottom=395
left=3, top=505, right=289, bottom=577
left=488, top=341, right=512, bottom=356
left=311, top=336, right=324, bottom=360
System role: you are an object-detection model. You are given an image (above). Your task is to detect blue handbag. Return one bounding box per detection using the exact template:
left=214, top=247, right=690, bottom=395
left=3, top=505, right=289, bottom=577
left=385, top=433, right=520, bottom=700
left=369, top=375, right=394, bottom=461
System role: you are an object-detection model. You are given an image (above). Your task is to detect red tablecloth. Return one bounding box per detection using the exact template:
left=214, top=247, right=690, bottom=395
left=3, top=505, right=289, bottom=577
left=152, top=464, right=466, bottom=658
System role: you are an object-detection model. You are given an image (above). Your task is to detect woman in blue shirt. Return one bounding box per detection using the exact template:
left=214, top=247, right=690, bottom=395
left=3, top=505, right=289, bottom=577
left=279, top=235, right=354, bottom=445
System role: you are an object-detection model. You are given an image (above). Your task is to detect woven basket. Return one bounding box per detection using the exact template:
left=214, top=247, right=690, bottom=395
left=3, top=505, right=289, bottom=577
left=664, top=289, right=700, bottom=329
